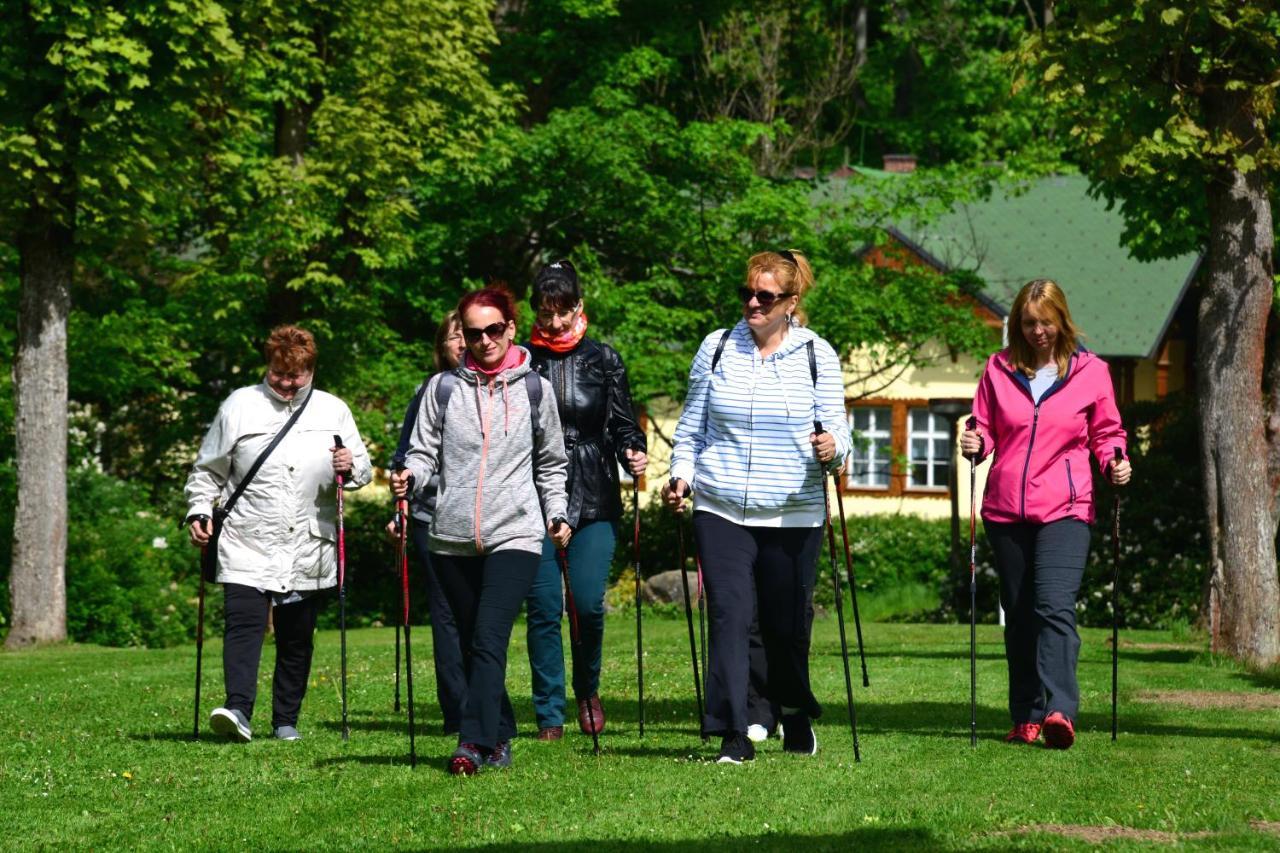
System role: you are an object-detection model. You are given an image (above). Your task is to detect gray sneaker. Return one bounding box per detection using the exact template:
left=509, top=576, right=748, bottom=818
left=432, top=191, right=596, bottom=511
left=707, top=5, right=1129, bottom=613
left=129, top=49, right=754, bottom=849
left=273, top=725, right=301, bottom=741
left=209, top=707, right=252, bottom=743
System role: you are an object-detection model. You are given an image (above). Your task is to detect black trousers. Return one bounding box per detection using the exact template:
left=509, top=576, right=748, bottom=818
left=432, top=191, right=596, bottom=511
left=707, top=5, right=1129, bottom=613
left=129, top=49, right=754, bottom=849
left=410, top=523, right=467, bottom=731
left=222, top=583, right=322, bottom=729
left=985, top=518, right=1092, bottom=723
left=694, top=511, right=823, bottom=736
left=432, top=549, right=540, bottom=750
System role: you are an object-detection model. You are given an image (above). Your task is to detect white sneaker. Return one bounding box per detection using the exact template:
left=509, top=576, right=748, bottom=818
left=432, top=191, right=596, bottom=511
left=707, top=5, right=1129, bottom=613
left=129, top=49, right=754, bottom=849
left=746, top=724, right=769, bottom=743
left=210, top=707, right=252, bottom=743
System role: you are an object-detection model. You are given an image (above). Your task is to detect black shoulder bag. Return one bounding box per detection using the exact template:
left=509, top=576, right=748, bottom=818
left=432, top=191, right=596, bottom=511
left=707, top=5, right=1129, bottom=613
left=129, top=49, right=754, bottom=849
left=199, top=390, right=313, bottom=581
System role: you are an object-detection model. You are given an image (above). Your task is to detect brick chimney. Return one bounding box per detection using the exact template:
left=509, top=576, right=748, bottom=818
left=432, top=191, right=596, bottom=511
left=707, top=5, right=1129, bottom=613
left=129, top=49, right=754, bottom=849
left=883, top=153, right=917, bottom=173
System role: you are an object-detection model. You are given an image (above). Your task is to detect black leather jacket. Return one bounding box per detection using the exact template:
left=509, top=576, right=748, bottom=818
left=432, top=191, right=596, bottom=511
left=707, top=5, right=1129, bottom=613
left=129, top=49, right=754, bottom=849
left=527, top=336, right=646, bottom=528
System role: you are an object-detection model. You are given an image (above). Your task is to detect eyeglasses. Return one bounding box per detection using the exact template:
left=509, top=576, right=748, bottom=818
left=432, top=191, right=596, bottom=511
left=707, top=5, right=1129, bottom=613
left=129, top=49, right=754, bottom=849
left=738, top=286, right=794, bottom=308
left=462, top=322, right=509, bottom=344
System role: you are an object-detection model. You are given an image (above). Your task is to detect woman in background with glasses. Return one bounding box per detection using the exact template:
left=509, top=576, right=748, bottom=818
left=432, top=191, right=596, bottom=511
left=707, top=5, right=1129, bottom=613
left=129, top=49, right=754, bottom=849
left=661, top=250, right=851, bottom=764
left=522, top=260, right=647, bottom=742
left=391, top=286, right=570, bottom=775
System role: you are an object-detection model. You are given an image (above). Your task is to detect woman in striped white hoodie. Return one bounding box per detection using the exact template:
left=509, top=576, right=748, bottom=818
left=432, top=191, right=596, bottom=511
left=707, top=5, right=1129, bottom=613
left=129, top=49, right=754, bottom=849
left=662, top=250, right=851, bottom=763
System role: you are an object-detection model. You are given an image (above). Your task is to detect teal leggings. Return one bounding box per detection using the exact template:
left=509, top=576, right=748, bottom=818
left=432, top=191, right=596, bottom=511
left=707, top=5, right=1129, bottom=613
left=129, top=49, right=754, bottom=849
left=524, top=520, right=617, bottom=728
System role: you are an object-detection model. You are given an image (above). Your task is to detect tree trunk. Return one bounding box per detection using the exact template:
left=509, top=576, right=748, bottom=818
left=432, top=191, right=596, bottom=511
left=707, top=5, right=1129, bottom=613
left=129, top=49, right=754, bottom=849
left=6, top=203, right=72, bottom=649
left=1197, top=149, right=1280, bottom=665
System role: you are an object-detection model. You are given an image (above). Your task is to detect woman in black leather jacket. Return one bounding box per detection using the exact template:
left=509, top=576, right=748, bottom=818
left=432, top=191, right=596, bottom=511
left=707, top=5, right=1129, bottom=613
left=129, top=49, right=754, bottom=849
left=524, top=260, right=647, bottom=740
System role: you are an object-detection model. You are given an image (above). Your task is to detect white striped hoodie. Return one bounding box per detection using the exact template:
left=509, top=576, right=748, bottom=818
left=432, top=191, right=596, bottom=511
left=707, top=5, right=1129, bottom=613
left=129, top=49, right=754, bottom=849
left=670, top=320, right=851, bottom=527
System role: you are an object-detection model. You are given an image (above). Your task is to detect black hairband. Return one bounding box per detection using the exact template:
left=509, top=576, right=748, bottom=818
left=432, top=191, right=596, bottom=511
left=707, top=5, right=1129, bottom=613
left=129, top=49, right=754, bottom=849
left=777, top=249, right=797, bottom=265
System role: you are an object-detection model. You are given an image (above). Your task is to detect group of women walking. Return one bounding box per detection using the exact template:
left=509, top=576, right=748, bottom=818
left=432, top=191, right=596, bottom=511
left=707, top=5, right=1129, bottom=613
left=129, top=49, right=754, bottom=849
left=184, top=255, right=1131, bottom=772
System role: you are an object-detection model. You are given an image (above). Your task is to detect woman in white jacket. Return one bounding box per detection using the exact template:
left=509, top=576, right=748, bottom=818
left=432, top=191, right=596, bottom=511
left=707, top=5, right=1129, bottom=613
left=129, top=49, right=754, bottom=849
left=662, top=250, right=850, bottom=764
left=185, top=325, right=372, bottom=742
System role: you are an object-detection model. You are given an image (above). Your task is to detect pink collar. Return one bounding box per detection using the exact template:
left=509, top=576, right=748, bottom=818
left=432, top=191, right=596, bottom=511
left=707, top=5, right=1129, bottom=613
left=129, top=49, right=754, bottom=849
left=465, top=345, right=525, bottom=377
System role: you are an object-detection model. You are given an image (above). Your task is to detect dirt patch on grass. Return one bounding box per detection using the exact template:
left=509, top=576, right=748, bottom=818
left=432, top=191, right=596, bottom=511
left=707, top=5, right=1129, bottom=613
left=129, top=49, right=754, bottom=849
left=1109, top=639, right=1201, bottom=651
left=1007, top=825, right=1214, bottom=844
left=1134, top=690, right=1280, bottom=710
left=1251, top=821, right=1280, bottom=835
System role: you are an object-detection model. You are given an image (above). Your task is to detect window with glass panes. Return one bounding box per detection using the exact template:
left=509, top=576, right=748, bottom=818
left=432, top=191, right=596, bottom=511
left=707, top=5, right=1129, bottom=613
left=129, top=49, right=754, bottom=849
left=907, top=408, right=951, bottom=489
left=848, top=406, right=892, bottom=488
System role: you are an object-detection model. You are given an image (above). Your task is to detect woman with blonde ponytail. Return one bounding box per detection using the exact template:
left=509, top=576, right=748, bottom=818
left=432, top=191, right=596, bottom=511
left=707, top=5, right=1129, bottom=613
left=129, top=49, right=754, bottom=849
left=661, top=249, right=851, bottom=764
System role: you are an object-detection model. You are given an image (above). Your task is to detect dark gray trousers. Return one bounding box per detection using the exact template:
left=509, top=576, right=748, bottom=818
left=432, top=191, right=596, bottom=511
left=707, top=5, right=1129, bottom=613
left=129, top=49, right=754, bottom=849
left=410, top=523, right=466, bottom=732
left=985, top=518, right=1092, bottom=723
left=222, top=583, right=321, bottom=729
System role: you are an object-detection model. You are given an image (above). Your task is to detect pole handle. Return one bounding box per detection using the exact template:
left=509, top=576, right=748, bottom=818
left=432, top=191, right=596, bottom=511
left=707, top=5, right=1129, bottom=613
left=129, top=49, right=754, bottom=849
left=965, top=416, right=976, bottom=431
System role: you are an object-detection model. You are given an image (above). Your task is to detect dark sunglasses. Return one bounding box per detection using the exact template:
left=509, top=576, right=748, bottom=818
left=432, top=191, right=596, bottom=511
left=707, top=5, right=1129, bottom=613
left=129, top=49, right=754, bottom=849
left=777, top=249, right=797, bottom=265
left=462, top=322, right=509, bottom=344
left=738, top=286, right=794, bottom=308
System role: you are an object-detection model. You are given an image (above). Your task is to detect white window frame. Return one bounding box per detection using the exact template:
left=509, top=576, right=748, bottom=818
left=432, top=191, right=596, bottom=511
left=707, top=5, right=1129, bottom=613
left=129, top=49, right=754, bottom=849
left=907, top=408, right=951, bottom=490
left=847, top=406, right=893, bottom=489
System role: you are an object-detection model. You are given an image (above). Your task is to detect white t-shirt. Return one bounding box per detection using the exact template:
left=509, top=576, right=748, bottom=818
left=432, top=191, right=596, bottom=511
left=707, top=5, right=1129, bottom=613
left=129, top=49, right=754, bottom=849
left=1030, top=363, right=1059, bottom=403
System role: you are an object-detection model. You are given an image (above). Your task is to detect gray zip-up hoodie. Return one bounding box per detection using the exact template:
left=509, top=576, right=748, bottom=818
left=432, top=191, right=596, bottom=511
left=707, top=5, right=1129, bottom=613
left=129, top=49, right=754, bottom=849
left=404, top=347, right=568, bottom=556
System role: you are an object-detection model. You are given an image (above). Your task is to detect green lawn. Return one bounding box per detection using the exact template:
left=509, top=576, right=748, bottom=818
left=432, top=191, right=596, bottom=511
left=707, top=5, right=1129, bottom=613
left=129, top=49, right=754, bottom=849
left=2, top=611, right=1278, bottom=850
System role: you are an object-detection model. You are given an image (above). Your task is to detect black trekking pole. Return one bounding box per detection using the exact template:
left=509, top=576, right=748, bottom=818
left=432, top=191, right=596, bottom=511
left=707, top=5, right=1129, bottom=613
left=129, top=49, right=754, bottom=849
left=633, top=479, right=645, bottom=737
left=555, top=522, right=600, bottom=755
left=671, top=479, right=707, bottom=742
left=334, top=435, right=349, bottom=742
left=816, top=420, right=861, bottom=761
left=1111, top=446, right=1123, bottom=742
left=193, top=543, right=208, bottom=740
left=394, top=485, right=417, bottom=767
left=830, top=462, right=870, bottom=688
left=695, top=556, right=708, bottom=700
left=965, top=416, right=978, bottom=748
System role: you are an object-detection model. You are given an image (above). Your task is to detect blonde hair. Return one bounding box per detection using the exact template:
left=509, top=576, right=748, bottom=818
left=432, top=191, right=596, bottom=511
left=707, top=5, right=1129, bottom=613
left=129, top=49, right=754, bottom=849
left=745, top=249, right=814, bottom=325
left=1008, top=279, right=1081, bottom=378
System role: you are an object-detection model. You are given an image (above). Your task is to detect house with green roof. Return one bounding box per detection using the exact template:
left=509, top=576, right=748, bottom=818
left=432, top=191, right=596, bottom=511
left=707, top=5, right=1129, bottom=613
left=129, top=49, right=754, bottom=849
left=828, top=163, right=1201, bottom=519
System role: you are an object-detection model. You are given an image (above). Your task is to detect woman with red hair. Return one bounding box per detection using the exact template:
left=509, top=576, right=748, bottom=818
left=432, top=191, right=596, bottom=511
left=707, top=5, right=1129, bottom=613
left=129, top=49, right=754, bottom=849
left=391, top=286, right=570, bottom=775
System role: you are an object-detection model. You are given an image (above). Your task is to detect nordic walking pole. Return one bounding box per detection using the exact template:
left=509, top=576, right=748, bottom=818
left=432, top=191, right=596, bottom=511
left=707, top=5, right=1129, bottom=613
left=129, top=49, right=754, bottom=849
left=965, top=416, right=978, bottom=748
left=831, top=460, right=870, bottom=688
left=816, top=420, right=861, bottom=761
left=193, top=543, right=208, bottom=740
left=670, top=478, right=706, bottom=742
left=695, top=556, right=708, bottom=698
left=393, top=482, right=417, bottom=767
left=633, top=479, right=645, bottom=737
left=555, top=521, right=600, bottom=755
left=333, top=435, right=349, bottom=742
left=1111, top=446, right=1123, bottom=742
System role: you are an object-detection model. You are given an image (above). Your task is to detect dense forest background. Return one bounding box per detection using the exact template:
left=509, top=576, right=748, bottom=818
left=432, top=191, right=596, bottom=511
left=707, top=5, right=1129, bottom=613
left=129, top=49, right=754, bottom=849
left=1, top=0, right=1275, bottom=650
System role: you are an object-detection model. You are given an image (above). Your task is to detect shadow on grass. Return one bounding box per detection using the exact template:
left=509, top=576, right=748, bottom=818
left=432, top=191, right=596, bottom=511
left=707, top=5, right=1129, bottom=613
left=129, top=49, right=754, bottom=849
left=461, top=827, right=1015, bottom=852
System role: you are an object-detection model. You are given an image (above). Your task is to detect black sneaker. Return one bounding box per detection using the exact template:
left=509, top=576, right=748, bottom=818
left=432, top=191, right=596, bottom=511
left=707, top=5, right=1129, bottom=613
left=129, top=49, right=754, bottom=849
left=781, top=713, right=817, bottom=755
left=716, top=731, right=756, bottom=764
left=486, top=740, right=512, bottom=770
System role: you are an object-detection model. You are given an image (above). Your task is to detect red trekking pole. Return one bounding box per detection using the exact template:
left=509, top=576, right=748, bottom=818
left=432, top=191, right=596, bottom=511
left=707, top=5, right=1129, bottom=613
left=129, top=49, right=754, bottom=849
left=554, top=519, right=599, bottom=755
left=393, top=484, right=417, bottom=767
left=333, top=435, right=349, bottom=742
left=193, top=544, right=207, bottom=740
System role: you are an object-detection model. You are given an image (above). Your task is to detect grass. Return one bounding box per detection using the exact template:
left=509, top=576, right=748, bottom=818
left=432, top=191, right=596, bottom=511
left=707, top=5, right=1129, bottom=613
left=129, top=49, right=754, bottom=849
left=2, top=611, right=1278, bottom=851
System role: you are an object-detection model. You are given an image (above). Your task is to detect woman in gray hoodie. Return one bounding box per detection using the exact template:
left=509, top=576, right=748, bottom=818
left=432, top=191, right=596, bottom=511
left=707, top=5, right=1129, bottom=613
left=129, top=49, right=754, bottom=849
left=391, top=285, right=570, bottom=775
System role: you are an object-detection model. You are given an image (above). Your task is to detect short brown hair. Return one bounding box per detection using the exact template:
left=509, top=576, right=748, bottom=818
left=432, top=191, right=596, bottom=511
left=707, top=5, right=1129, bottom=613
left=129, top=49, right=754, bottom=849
left=745, top=249, right=815, bottom=325
left=264, top=325, right=317, bottom=373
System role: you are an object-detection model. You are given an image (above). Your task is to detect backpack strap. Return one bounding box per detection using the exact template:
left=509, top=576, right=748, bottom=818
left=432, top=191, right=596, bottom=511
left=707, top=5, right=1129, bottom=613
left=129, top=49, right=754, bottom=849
left=806, top=338, right=817, bottom=387
left=524, top=371, right=543, bottom=442
left=710, top=328, right=732, bottom=373
left=434, top=371, right=459, bottom=432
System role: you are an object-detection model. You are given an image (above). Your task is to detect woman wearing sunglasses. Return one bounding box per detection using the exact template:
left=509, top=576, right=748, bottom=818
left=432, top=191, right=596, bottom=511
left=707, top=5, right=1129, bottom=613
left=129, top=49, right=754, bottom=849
left=522, top=260, right=648, bottom=742
left=391, top=286, right=570, bottom=775
left=662, top=249, right=851, bottom=764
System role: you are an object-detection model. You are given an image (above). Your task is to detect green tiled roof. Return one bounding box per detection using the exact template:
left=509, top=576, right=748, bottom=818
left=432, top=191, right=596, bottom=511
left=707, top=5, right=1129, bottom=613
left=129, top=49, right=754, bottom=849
left=845, top=171, right=1202, bottom=359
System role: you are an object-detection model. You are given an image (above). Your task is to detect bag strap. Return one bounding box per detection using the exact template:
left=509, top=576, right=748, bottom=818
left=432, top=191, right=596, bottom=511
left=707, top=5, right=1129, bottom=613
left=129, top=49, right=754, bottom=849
left=220, top=388, right=313, bottom=517
left=524, top=371, right=543, bottom=442
left=710, top=328, right=731, bottom=373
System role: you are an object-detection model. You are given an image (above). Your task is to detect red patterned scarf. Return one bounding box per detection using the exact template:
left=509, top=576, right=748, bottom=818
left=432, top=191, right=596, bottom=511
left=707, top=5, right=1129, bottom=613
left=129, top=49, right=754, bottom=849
left=530, top=309, right=589, bottom=353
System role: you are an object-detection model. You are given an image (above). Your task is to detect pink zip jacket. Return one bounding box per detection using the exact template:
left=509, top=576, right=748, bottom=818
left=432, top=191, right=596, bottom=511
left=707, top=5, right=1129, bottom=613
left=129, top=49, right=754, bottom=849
left=972, top=348, right=1127, bottom=525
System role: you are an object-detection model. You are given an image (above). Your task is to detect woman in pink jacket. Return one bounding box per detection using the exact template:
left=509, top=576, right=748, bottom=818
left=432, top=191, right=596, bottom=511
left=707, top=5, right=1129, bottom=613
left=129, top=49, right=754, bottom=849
left=961, top=279, right=1132, bottom=749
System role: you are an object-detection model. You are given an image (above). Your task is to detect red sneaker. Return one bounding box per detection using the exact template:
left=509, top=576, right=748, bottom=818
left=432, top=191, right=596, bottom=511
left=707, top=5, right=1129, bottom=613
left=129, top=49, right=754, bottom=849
left=1042, top=712, right=1075, bottom=749
left=1004, top=722, right=1043, bottom=744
